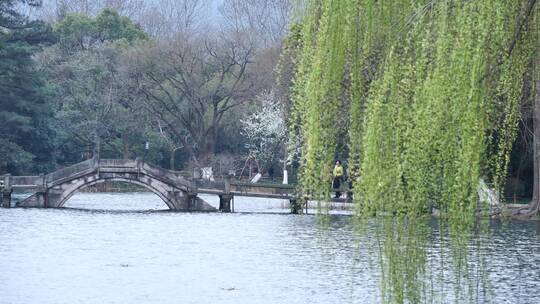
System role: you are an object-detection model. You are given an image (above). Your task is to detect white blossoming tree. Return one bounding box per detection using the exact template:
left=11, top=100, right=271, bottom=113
left=241, top=91, right=287, bottom=175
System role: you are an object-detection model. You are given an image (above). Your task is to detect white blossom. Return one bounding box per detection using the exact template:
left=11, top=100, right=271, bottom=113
left=240, top=90, right=286, bottom=171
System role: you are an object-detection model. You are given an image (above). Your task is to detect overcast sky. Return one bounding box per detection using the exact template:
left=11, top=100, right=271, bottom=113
left=31, top=0, right=225, bottom=23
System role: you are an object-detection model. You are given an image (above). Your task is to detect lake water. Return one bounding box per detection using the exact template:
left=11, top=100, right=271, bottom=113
left=0, top=193, right=539, bottom=304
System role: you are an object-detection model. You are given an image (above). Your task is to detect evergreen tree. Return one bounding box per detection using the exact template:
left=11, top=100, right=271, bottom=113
left=37, top=8, right=148, bottom=165
left=0, top=0, right=55, bottom=174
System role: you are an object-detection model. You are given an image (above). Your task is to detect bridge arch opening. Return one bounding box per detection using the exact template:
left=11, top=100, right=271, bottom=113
left=61, top=178, right=172, bottom=211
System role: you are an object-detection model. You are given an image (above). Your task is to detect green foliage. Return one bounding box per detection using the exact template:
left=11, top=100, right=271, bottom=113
left=53, top=13, right=94, bottom=51
left=291, top=1, right=536, bottom=302
left=38, top=8, right=149, bottom=165
left=94, top=9, right=147, bottom=42
left=290, top=0, right=349, bottom=201
left=376, top=218, right=428, bottom=304
left=275, top=23, right=304, bottom=118
left=53, top=8, right=147, bottom=53
left=290, top=0, right=536, bottom=217
left=0, top=0, right=55, bottom=174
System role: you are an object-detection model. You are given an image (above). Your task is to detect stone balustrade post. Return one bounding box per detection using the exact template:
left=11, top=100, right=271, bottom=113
left=1, top=174, right=12, bottom=208
left=219, top=194, right=232, bottom=212
left=219, top=175, right=233, bottom=212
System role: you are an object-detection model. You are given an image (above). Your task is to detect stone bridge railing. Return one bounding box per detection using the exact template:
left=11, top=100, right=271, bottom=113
left=2, top=157, right=194, bottom=191
left=8, top=176, right=44, bottom=190
left=1, top=158, right=353, bottom=212
left=99, top=158, right=136, bottom=168
left=45, top=157, right=98, bottom=185
left=140, top=162, right=194, bottom=192
left=41, top=158, right=191, bottom=187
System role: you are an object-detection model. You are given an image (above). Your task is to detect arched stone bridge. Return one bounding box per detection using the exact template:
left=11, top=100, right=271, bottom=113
left=1, top=158, right=352, bottom=212
left=1, top=158, right=215, bottom=211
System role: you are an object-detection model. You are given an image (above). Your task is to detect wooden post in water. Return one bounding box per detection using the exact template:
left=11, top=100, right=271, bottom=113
left=1, top=191, right=11, bottom=208
left=219, top=176, right=233, bottom=212
left=219, top=194, right=232, bottom=212
left=1, top=174, right=11, bottom=208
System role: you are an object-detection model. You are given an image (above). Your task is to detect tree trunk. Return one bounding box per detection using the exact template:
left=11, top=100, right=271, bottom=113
left=93, top=131, right=101, bottom=160
left=170, top=148, right=176, bottom=170
left=530, top=37, right=540, bottom=214
left=213, top=123, right=219, bottom=155
left=521, top=1, right=539, bottom=216
left=528, top=5, right=540, bottom=215
left=122, top=133, right=130, bottom=159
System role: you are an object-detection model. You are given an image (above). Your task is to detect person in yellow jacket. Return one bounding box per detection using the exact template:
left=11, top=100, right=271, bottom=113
left=332, top=160, right=344, bottom=198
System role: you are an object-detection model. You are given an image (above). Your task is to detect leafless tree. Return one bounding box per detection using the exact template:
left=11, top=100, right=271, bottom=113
left=220, top=0, right=291, bottom=48
left=33, top=0, right=295, bottom=169
left=36, top=0, right=291, bottom=45
left=36, top=0, right=145, bottom=21
left=136, top=0, right=206, bottom=39
left=122, top=28, right=257, bottom=166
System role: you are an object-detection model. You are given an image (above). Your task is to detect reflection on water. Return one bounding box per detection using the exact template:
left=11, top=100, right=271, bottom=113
left=374, top=218, right=429, bottom=304
left=365, top=217, right=492, bottom=304
left=0, top=193, right=539, bottom=304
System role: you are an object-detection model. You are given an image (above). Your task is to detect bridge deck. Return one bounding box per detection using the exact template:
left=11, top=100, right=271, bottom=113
left=195, top=179, right=352, bottom=202
left=1, top=158, right=353, bottom=209
left=5, top=177, right=352, bottom=202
